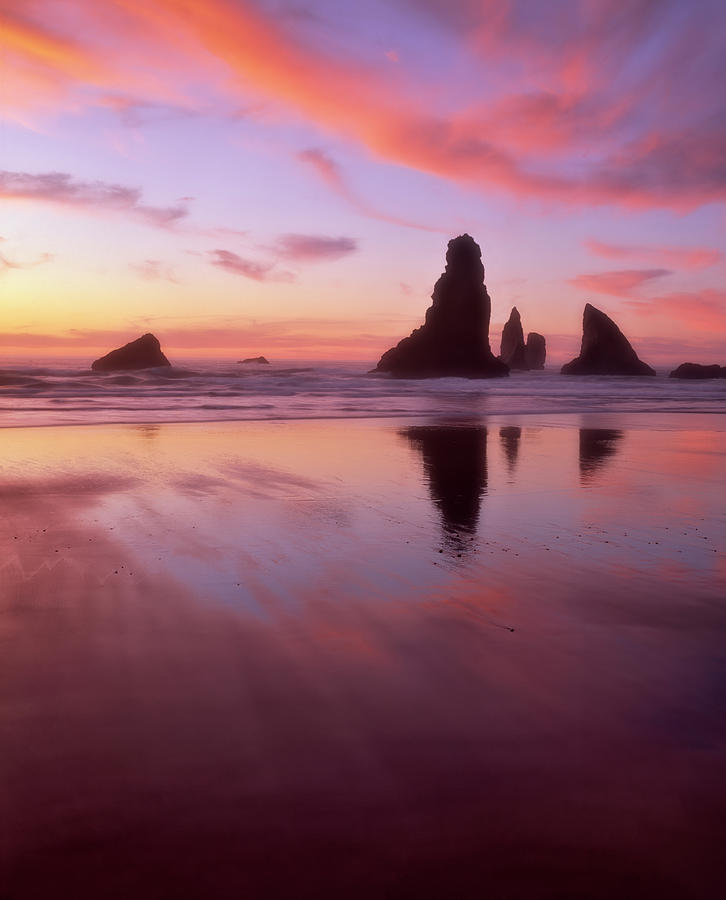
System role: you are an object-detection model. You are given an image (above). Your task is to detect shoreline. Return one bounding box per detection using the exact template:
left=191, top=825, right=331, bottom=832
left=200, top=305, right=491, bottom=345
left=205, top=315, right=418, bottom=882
left=2, top=405, right=726, bottom=432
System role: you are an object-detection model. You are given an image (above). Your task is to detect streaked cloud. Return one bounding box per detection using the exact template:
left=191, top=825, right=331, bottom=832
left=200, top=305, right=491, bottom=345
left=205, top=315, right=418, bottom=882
left=625, top=290, right=726, bottom=331
left=273, top=234, right=357, bottom=262
left=209, top=249, right=293, bottom=282
left=0, top=170, right=188, bottom=228
left=298, top=149, right=445, bottom=232
left=128, top=259, right=178, bottom=282
left=585, top=240, right=723, bottom=270
left=569, top=269, right=671, bottom=298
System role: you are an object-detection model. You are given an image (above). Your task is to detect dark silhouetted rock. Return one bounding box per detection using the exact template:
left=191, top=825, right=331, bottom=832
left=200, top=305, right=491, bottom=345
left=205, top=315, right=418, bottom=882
left=561, top=304, right=655, bottom=376
left=525, top=332, right=546, bottom=369
left=402, top=425, right=487, bottom=551
left=375, top=235, right=508, bottom=378
left=239, top=356, right=270, bottom=365
left=91, top=333, right=171, bottom=372
left=579, top=429, right=623, bottom=483
left=499, top=307, right=527, bottom=369
left=669, top=362, right=725, bottom=379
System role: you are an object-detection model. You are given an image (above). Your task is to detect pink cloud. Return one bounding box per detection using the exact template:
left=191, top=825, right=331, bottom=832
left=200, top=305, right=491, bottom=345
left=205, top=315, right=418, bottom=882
left=298, top=149, right=445, bottom=232
left=128, top=259, right=178, bottom=283
left=0, top=237, right=53, bottom=272
left=4, top=0, right=726, bottom=212
left=568, top=268, right=671, bottom=298
left=273, top=234, right=357, bottom=262
left=585, top=240, right=723, bottom=269
left=0, top=170, right=188, bottom=228
left=625, top=290, right=726, bottom=331
left=209, top=249, right=293, bottom=282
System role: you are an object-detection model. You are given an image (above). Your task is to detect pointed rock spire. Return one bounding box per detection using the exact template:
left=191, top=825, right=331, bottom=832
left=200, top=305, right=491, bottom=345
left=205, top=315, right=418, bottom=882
left=375, top=235, right=508, bottom=378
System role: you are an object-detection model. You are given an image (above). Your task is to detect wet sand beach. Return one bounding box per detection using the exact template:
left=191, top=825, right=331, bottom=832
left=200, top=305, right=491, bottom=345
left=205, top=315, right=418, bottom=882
left=2, top=414, right=725, bottom=899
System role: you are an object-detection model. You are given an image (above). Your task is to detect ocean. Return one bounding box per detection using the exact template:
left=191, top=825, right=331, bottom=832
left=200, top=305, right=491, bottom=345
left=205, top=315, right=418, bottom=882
left=1, top=358, right=724, bottom=427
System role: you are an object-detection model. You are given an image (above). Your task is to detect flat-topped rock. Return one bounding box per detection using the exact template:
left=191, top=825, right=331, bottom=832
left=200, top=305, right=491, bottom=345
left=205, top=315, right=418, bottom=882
left=525, top=332, right=546, bottom=369
left=561, top=304, right=655, bottom=376
left=91, top=333, right=171, bottom=372
left=499, top=307, right=527, bottom=370
left=375, top=235, right=508, bottom=378
left=669, top=362, right=725, bottom=379
left=239, top=356, right=270, bottom=365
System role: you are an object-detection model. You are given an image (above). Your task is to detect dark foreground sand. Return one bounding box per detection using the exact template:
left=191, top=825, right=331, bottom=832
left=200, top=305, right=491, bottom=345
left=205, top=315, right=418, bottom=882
left=2, top=414, right=725, bottom=899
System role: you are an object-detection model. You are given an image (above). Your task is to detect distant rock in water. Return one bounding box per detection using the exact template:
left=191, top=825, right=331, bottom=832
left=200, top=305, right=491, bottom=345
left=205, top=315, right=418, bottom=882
left=375, top=234, right=508, bottom=378
left=669, top=362, right=725, bottom=379
left=239, top=356, right=270, bottom=365
left=525, top=332, right=546, bottom=369
left=499, top=307, right=527, bottom=370
left=91, top=333, right=171, bottom=372
left=561, top=304, right=655, bottom=376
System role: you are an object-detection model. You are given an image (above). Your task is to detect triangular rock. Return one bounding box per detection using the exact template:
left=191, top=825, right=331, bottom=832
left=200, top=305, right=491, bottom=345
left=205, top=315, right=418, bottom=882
left=561, top=304, right=655, bottom=376
left=91, top=333, right=171, bottom=372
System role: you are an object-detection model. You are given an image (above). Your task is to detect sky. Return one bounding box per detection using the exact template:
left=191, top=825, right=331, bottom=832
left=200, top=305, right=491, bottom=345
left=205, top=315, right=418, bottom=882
left=2, top=0, right=726, bottom=363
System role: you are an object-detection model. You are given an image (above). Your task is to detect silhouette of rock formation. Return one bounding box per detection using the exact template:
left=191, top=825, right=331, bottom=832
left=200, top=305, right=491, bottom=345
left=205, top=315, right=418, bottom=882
left=499, top=426, right=521, bottom=478
left=402, top=426, right=487, bottom=547
left=561, top=304, right=655, bottom=376
left=91, top=334, right=171, bottom=372
left=499, top=308, right=527, bottom=369
left=669, top=363, right=725, bottom=379
left=525, top=332, right=546, bottom=369
left=375, top=235, right=508, bottom=378
left=579, top=429, right=623, bottom=482
left=239, top=356, right=270, bottom=365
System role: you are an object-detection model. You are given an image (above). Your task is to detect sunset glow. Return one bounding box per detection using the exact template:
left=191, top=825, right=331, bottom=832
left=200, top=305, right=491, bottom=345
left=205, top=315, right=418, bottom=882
left=2, top=0, right=725, bottom=363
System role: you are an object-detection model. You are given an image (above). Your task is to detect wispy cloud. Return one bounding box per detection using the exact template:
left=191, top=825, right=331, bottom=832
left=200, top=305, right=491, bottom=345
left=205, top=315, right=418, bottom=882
left=128, top=259, right=179, bottom=282
left=0, top=237, right=53, bottom=273
left=298, top=148, right=446, bottom=232
left=272, top=233, right=357, bottom=262
left=0, top=170, right=189, bottom=228
left=625, top=289, right=726, bottom=331
left=585, top=240, right=722, bottom=270
left=4, top=0, right=726, bottom=211
left=209, top=249, right=294, bottom=282
left=568, top=268, right=671, bottom=298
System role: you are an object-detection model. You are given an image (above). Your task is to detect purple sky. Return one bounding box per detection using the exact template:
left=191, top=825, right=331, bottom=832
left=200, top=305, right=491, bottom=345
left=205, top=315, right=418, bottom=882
left=2, top=0, right=725, bottom=362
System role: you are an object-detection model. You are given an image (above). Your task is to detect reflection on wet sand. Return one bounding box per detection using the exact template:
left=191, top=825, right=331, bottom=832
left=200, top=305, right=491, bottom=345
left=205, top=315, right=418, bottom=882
left=579, top=428, right=624, bottom=482
left=499, top=425, right=521, bottom=479
left=2, top=417, right=726, bottom=900
left=402, top=425, right=487, bottom=546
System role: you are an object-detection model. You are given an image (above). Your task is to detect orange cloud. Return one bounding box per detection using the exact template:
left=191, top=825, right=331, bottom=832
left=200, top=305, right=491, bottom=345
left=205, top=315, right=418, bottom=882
left=568, top=269, right=671, bottom=298
left=585, top=240, right=723, bottom=269
left=4, top=0, right=726, bottom=211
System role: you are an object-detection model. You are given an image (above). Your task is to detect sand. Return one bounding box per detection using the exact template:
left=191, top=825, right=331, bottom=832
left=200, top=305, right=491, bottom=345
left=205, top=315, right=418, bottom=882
left=2, top=414, right=725, bottom=898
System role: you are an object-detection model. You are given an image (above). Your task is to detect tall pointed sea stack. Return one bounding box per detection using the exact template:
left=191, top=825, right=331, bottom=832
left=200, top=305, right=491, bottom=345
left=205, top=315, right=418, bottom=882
left=561, top=304, right=655, bottom=376
left=499, top=307, right=527, bottom=369
left=375, top=235, right=508, bottom=378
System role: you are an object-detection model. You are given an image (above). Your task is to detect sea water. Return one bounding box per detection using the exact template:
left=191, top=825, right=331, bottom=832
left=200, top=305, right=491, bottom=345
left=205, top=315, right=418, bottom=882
left=1, top=358, right=724, bottom=427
